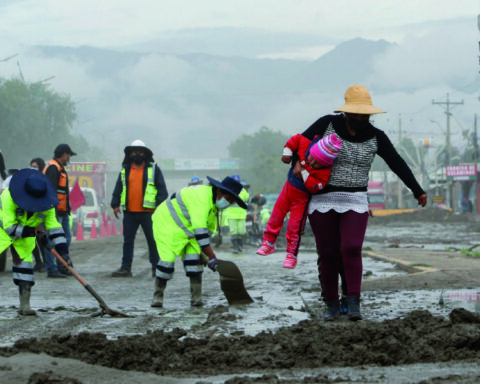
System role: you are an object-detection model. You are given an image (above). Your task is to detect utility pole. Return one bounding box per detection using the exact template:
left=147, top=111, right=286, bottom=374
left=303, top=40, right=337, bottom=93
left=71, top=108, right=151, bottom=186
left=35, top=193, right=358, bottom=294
left=397, top=114, right=403, bottom=208
left=474, top=114, right=479, bottom=213
left=432, top=93, right=464, bottom=210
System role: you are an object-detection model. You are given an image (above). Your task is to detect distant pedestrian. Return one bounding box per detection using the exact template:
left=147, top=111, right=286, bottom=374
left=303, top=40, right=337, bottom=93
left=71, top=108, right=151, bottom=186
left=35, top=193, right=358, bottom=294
left=225, top=175, right=249, bottom=253
left=43, top=144, right=77, bottom=278
left=30, top=158, right=46, bottom=172
left=296, top=84, right=427, bottom=321
left=1, top=169, right=19, bottom=193
left=188, top=176, right=203, bottom=186
left=0, top=151, right=6, bottom=181
left=110, top=140, right=168, bottom=277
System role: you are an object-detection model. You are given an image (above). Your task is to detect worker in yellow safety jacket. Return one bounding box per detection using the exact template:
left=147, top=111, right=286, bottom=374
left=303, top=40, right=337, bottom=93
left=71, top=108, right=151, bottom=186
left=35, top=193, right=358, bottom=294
left=0, top=169, right=72, bottom=315
left=260, top=206, right=271, bottom=229
left=151, top=176, right=246, bottom=308
left=225, top=175, right=249, bottom=253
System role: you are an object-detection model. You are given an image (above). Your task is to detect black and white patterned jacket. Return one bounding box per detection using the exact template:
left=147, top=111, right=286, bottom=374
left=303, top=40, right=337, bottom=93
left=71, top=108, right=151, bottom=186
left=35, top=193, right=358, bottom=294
left=302, top=114, right=425, bottom=198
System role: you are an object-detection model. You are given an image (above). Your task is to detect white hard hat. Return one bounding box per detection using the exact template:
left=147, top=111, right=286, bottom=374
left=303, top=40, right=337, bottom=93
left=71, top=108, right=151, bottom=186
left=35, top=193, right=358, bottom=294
left=124, top=139, right=152, bottom=156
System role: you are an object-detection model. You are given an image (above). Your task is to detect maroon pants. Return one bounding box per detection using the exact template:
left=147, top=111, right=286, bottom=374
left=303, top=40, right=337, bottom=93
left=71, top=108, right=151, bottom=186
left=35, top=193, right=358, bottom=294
left=263, top=181, right=309, bottom=256
left=308, top=209, right=369, bottom=300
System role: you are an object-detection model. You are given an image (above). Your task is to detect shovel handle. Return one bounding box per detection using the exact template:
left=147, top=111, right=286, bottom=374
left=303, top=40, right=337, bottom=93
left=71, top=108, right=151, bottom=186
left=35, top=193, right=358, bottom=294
left=42, top=244, right=88, bottom=288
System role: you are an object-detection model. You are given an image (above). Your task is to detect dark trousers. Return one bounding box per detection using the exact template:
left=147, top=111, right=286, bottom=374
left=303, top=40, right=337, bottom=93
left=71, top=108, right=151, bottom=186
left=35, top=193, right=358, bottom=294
left=121, top=211, right=159, bottom=270
left=309, top=210, right=369, bottom=301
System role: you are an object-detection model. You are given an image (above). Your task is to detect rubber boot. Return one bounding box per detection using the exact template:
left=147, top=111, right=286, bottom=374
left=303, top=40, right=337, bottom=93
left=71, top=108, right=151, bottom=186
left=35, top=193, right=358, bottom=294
left=347, top=296, right=362, bottom=321
left=190, top=274, right=203, bottom=307
left=339, top=295, right=348, bottom=315
left=151, top=278, right=167, bottom=308
left=18, top=284, right=37, bottom=316
left=237, top=237, right=243, bottom=253
left=324, top=300, right=340, bottom=322
left=232, top=238, right=239, bottom=254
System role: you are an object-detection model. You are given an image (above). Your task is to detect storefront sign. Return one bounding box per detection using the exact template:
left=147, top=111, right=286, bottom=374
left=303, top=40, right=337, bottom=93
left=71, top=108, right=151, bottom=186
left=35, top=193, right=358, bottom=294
left=66, top=162, right=107, bottom=203
left=446, top=165, right=477, bottom=180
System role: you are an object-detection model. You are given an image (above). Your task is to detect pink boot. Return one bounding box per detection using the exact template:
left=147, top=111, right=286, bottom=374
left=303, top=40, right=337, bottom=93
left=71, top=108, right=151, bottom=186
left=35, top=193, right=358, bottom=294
left=282, top=253, right=297, bottom=269
left=256, top=241, right=275, bottom=256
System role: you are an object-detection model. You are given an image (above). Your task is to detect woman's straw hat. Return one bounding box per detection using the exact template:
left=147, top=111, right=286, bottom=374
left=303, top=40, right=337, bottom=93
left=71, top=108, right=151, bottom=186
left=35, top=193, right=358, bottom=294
left=334, top=84, right=386, bottom=115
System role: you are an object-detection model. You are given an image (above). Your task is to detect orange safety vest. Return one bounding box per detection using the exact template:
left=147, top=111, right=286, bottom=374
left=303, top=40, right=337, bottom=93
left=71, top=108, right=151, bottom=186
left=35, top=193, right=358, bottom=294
left=44, top=159, right=69, bottom=212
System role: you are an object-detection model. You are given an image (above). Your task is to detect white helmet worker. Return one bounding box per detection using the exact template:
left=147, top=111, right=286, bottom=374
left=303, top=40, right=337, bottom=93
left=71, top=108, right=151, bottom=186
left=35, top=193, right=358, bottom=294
left=123, top=139, right=153, bottom=158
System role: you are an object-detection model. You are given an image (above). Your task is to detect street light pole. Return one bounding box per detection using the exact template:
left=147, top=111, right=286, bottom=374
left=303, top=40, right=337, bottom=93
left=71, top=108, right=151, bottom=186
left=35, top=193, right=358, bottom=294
left=432, top=93, right=464, bottom=210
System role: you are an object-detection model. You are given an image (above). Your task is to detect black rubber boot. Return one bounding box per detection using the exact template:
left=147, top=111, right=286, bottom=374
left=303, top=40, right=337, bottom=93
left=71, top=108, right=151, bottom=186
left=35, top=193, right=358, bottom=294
left=324, top=300, right=340, bottom=322
left=18, top=284, right=36, bottom=316
left=151, top=278, right=167, bottom=308
left=190, top=275, right=203, bottom=307
left=237, top=237, right=243, bottom=253
left=232, top=238, right=239, bottom=254
left=347, top=296, right=362, bottom=321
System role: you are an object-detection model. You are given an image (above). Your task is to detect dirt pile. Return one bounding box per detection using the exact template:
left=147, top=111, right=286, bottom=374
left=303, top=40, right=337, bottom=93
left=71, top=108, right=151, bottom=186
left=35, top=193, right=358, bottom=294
left=1, top=309, right=480, bottom=376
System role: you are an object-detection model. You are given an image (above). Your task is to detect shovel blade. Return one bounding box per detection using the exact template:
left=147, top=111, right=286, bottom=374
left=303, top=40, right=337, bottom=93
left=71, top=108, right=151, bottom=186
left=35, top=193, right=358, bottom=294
left=216, top=260, right=254, bottom=305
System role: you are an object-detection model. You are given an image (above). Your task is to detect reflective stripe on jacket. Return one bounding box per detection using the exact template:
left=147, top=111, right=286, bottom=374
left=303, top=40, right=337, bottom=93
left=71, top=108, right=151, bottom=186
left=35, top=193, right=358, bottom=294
left=0, top=188, right=66, bottom=261
left=120, top=163, right=157, bottom=210
left=152, top=185, right=218, bottom=253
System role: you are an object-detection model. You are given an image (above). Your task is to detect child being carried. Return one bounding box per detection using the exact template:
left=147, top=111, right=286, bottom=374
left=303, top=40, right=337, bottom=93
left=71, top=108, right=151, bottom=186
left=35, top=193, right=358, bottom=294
left=256, top=133, right=342, bottom=269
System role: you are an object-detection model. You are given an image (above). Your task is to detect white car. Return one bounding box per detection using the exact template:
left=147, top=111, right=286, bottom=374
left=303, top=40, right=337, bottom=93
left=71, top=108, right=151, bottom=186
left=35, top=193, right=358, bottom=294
left=72, top=187, right=102, bottom=231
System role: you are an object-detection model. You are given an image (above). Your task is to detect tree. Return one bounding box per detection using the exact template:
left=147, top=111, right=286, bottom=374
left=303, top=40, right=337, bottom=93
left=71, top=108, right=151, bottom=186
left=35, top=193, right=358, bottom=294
left=0, top=78, right=92, bottom=169
left=228, top=126, right=289, bottom=194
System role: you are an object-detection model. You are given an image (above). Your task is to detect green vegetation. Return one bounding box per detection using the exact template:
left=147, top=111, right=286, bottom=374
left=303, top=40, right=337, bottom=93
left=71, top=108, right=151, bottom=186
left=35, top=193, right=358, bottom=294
left=0, top=78, right=95, bottom=168
left=460, top=249, right=480, bottom=258
left=228, top=126, right=289, bottom=193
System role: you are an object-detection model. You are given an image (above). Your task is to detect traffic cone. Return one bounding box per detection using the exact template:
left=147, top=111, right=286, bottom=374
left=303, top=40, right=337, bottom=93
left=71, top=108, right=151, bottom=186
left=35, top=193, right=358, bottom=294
left=112, top=219, right=118, bottom=235
left=106, top=216, right=112, bottom=236
left=76, top=219, right=85, bottom=241
left=90, top=219, right=98, bottom=239
left=100, top=215, right=107, bottom=237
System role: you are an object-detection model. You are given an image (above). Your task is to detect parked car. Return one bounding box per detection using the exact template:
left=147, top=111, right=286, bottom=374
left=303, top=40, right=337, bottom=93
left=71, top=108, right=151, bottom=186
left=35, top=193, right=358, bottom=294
left=72, top=187, right=102, bottom=231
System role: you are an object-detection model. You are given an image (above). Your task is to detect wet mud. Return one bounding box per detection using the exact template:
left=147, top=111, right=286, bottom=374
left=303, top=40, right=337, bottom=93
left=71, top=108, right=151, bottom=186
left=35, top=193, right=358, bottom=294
left=0, top=208, right=480, bottom=383
left=1, top=308, right=480, bottom=378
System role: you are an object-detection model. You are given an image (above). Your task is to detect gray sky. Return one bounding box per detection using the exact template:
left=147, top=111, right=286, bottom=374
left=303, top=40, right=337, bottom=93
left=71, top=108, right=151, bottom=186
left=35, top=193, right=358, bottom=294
left=1, top=0, right=478, bottom=56
left=1, top=0, right=480, bottom=162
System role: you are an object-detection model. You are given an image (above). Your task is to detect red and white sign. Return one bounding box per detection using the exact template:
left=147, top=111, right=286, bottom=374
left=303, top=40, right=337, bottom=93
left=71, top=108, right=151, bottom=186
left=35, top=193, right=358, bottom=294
left=446, top=164, right=477, bottom=180
left=66, top=162, right=107, bottom=203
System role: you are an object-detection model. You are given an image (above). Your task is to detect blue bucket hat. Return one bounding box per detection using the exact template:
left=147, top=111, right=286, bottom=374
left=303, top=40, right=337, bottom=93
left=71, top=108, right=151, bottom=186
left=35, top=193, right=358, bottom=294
left=9, top=168, right=59, bottom=212
left=207, top=176, right=247, bottom=209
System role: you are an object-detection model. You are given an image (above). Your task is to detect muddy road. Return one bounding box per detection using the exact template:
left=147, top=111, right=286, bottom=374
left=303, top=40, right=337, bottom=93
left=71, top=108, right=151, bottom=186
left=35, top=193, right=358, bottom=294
left=0, top=208, right=480, bottom=383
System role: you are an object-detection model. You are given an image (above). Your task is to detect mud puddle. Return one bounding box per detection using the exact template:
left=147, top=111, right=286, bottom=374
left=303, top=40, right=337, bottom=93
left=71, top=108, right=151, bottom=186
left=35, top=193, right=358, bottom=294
left=0, top=250, right=404, bottom=346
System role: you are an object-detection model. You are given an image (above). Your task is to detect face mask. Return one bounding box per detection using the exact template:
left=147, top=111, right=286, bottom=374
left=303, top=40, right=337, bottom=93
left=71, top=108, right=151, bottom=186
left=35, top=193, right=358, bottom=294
left=215, top=197, right=231, bottom=210
left=132, top=154, right=145, bottom=164
left=347, top=116, right=370, bottom=132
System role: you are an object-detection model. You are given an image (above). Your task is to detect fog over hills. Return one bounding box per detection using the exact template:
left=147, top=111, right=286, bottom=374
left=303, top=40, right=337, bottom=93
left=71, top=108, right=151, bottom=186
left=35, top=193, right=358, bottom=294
left=23, top=19, right=479, bottom=160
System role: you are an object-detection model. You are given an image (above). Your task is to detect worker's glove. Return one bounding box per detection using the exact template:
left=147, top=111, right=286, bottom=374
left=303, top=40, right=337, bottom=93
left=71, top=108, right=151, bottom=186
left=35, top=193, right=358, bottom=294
left=207, top=258, right=217, bottom=272
left=62, top=253, right=74, bottom=268
left=55, top=241, right=74, bottom=269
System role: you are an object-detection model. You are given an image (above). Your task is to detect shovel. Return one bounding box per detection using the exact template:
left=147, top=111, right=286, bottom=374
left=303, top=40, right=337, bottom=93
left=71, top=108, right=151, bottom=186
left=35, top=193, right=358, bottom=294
left=40, top=236, right=133, bottom=318
left=201, top=252, right=254, bottom=305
